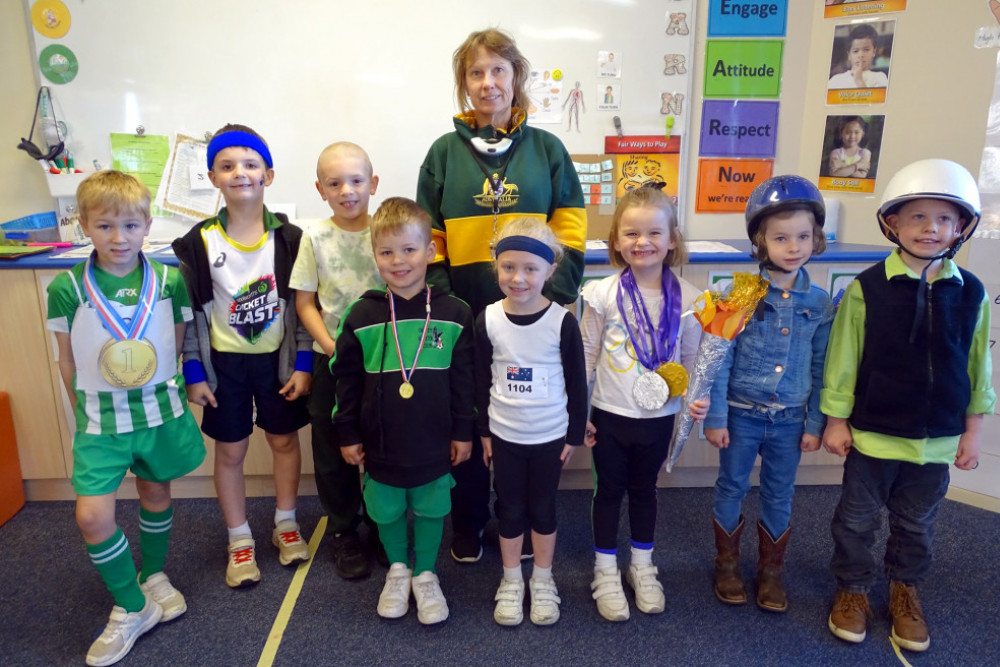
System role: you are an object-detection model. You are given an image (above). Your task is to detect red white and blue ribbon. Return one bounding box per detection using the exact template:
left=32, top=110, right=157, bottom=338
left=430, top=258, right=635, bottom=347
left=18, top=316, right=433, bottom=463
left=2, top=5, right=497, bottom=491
left=388, top=287, right=432, bottom=387
left=83, top=251, right=158, bottom=342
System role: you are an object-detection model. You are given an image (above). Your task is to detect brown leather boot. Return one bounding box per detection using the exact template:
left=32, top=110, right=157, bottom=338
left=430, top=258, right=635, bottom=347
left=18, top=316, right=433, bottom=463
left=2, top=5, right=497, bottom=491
left=756, top=521, right=789, bottom=612
left=713, top=517, right=747, bottom=604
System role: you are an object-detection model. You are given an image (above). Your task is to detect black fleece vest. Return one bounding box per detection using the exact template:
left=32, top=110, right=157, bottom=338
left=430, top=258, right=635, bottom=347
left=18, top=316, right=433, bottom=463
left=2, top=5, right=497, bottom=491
left=850, top=261, right=983, bottom=438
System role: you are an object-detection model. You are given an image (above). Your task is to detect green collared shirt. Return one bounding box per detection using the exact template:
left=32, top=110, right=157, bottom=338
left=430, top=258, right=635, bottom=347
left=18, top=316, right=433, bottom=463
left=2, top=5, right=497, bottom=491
left=821, top=250, right=996, bottom=464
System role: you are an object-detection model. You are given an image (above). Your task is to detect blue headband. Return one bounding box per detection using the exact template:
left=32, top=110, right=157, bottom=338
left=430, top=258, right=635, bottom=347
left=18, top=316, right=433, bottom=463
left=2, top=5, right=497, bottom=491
left=207, top=131, right=273, bottom=170
left=494, top=235, right=555, bottom=264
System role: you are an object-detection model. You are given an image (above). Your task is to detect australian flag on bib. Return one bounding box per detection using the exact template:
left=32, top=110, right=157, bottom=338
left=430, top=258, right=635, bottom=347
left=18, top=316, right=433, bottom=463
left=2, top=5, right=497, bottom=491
left=507, top=366, right=532, bottom=382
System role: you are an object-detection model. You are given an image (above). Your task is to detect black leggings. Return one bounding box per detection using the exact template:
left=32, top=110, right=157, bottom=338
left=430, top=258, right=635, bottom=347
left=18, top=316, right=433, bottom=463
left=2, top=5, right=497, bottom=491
left=590, top=408, right=675, bottom=550
left=491, top=435, right=566, bottom=538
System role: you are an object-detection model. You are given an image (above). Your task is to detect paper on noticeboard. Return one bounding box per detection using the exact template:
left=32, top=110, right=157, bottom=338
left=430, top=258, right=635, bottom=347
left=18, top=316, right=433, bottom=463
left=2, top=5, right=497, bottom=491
left=156, top=134, right=222, bottom=220
left=110, top=133, right=170, bottom=209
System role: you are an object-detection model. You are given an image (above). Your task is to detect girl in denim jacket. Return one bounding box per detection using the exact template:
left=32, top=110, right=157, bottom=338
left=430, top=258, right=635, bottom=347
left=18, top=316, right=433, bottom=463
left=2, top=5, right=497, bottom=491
left=704, top=175, right=834, bottom=613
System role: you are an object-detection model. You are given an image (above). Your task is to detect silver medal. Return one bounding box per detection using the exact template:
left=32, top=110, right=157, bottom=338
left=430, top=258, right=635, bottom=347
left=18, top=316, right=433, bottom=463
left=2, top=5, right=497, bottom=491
left=632, top=372, right=669, bottom=411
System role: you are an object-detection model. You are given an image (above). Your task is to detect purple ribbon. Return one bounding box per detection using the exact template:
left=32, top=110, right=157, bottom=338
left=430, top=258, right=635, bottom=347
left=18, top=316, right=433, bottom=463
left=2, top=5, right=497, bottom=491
left=615, top=267, right=681, bottom=371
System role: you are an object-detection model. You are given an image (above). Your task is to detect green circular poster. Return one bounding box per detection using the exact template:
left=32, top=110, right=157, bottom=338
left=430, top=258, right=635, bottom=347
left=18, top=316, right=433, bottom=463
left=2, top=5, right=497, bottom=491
left=39, top=44, right=79, bottom=84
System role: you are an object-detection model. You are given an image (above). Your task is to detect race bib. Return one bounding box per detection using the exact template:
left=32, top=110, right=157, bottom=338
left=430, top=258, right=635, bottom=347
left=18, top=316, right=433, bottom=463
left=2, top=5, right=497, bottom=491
left=499, top=365, right=549, bottom=399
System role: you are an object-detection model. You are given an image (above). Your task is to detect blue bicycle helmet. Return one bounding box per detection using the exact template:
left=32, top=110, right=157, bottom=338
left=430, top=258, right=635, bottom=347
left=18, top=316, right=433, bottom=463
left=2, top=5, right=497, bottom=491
left=745, top=175, right=825, bottom=242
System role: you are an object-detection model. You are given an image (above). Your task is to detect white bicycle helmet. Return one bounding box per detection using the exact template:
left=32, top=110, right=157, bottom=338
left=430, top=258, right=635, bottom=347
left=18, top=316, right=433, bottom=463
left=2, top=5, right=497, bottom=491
left=876, top=159, right=981, bottom=255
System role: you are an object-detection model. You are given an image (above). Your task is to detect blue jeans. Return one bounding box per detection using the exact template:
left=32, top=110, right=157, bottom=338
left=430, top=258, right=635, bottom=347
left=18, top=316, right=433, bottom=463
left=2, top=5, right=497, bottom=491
left=830, top=448, right=949, bottom=593
left=713, top=404, right=805, bottom=538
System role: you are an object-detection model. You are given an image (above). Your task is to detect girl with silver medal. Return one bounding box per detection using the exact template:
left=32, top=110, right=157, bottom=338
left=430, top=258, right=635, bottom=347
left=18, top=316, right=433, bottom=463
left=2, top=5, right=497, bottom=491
left=580, top=184, right=708, bottom=622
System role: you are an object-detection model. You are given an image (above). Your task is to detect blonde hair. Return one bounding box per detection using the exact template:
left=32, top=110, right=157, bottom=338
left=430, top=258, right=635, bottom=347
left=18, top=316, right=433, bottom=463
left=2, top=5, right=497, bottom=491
left=608, top=187, right=686, bottom=268
left=316, top=141, right=374, bottom=180
left=76, top=170, right=151, bottom=223
left=495, top=217, right=564, bottom=264
left=371, top=197, right=432, bottom=247
left=452, top=28, right=530, bottom=116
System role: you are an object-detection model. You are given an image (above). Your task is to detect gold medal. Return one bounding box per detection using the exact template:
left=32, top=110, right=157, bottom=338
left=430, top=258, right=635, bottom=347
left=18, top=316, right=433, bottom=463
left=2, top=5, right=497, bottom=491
left=399, top=381, right=414, bottom=399
left=99, top=338, right=157, bottom=389
left=655, top=361, right=690, bottom=398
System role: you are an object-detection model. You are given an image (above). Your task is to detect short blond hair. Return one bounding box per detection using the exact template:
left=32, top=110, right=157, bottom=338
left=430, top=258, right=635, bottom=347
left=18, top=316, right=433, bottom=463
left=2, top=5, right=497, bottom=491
left=608, top=186, right=687, bottom=268
left=452, top=28, right=530, bottom=115
left=316, top=141, right=374, bottom=180
left=495, top=217, right=563, bottom=264
left=76, top=170, right=151, bottom=223
left=371, top=197, right=432, bottom=247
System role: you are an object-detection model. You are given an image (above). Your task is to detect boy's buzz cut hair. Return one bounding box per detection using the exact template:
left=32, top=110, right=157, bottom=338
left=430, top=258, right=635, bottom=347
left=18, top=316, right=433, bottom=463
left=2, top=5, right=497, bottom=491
left=76, top=170, right=151, bottom=223
left=316, top=141, right=374, bottom=180
left=370, top=197, right=432, bottom=247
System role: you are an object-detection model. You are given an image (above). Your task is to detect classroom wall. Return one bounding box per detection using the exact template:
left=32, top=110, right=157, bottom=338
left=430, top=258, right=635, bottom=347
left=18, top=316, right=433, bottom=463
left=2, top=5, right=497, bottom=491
left=689, top=0, right=997, bottom=245
left=5, top=1, right=998, bottom=243
left=0, top=0, right=55, bottom=223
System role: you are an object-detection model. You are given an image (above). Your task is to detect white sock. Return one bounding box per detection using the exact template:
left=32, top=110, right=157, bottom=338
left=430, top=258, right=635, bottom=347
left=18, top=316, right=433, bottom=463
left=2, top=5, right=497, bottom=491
left=228, top=521, right=252, bottom=543
left=630, top=545, right=653, bottom=568
left=594, top=551, right=617, bottom=572
left=503, top=565, right=524, bottom=582
left=275, top=507, right=296, bottom=526
left=532, top=565, right=552, bottom=581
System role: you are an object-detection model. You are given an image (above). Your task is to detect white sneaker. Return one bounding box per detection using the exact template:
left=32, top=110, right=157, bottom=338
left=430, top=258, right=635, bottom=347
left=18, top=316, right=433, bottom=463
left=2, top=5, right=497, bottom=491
left=138, top=572, right=187, bottom=622
left=85, top=596, right=162, bottom=667
left=377, top=563, right=412, bottom=619
left=626, top=564, right=665, bottom=614
left=591, top=567, right=630, bottom=622
left=529, top=576, right=561, bottom=626
left=412, top=571, right=449, bottom=624
left=494, top=577, right=525, bottom=626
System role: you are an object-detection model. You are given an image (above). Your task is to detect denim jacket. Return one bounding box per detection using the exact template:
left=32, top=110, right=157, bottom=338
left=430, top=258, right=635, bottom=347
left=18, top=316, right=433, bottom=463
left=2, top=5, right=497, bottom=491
left=705, top=267, right=834, bottom=437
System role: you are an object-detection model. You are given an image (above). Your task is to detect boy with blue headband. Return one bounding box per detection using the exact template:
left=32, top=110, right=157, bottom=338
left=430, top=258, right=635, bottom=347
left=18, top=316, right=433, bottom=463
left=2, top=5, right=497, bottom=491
left=172, top=124, right=314, bottom=588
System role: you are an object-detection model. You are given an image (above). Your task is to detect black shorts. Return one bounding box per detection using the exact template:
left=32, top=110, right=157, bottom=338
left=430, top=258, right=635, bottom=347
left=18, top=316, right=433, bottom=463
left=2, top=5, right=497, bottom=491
left=200, top=349, right=308, bottom=442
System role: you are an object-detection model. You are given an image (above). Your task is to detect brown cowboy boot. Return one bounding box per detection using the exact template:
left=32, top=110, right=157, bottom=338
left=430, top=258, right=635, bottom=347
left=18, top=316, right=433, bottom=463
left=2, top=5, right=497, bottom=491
left=713, top=517, right=747, bottom=604
left=756, top=521, right=789, bottom=612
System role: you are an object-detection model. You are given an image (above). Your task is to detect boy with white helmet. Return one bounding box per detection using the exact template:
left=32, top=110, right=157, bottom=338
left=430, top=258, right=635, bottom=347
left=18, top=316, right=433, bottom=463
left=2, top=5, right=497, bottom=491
left=821, top=159, right=996, bottom=652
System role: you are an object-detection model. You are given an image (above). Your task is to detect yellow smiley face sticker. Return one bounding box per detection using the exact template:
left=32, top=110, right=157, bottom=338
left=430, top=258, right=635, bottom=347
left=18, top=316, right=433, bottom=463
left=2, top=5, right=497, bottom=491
left=552, top=69, right=563, bottom=81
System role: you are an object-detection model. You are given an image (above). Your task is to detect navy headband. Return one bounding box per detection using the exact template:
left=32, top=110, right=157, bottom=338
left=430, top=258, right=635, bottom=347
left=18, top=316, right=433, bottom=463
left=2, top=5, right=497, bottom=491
left=494, top=235, right=555, bottom=264
left=207, top=131, right=273, bottom=170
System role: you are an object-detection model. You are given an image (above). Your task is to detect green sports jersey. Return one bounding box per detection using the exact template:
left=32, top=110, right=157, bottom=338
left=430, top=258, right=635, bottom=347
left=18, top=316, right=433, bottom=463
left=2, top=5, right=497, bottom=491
left=46, top=257, right=194, bottom=435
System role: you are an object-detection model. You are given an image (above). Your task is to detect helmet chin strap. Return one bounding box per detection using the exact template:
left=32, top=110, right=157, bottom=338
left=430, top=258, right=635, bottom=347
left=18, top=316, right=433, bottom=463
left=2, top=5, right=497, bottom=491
left=896, top=238, right=963, bottom=343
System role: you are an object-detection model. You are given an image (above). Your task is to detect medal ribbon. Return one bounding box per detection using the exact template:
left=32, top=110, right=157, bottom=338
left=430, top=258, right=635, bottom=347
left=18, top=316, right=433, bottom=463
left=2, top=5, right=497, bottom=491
left=83, top=251, right=158, bottom=342
left=388, top=287, right=432, bottom=387
left=615, top=267, right=681, bottom=371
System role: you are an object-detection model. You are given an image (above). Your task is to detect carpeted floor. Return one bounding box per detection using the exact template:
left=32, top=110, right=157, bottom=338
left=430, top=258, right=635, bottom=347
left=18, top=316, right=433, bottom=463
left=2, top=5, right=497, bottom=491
left=2, top=485, right=998, bottom=666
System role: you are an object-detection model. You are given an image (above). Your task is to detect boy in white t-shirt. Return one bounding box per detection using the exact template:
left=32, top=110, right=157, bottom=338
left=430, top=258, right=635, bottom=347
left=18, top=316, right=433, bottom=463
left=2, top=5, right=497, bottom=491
left=290, top=142, right=382, bottom=579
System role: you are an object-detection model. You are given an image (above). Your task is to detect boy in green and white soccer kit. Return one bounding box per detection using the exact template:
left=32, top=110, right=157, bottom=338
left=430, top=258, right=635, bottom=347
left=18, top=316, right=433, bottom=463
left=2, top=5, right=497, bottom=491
left=47, top=170, right=205, bottom=667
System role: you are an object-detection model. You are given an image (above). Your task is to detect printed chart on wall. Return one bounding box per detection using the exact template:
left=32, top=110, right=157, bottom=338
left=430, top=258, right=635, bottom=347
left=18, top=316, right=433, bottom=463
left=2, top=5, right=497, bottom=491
left=697, top=0, right=788, bottom=213
left=824, top=0, right=906, bottom=20
left=826, top=19, right=895, bottom=105
left=818, top=114, right=885, bottom=193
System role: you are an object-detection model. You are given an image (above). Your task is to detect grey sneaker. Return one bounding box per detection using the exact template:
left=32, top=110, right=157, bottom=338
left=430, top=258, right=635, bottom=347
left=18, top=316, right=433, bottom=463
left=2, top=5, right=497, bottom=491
left=377, top=563, right=412, bottom=619
left=226, top=537, right=261, bottom=588
left=412, top=571, right=449, bottom=624
left=85, top=597, right=162, bottom=667
left=139, top=572, right=187, bottom=622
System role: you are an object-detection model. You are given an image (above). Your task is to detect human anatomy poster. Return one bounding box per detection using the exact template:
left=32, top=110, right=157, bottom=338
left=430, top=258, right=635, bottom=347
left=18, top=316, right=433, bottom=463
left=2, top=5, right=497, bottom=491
left=527, top=68, right=564, bottom=124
